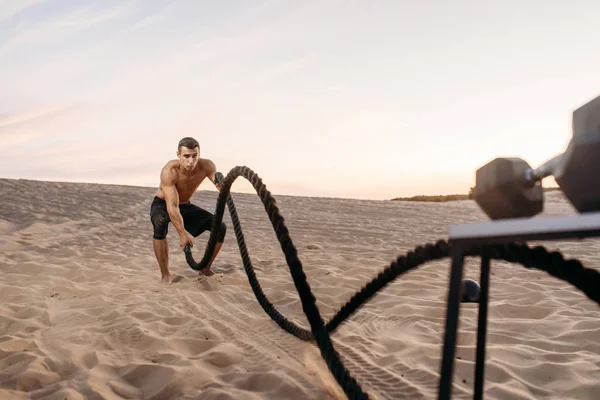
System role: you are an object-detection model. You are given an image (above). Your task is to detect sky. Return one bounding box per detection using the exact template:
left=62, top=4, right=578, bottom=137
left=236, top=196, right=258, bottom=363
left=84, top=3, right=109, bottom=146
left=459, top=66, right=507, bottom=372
left=1, top=0, right=600, bottom=200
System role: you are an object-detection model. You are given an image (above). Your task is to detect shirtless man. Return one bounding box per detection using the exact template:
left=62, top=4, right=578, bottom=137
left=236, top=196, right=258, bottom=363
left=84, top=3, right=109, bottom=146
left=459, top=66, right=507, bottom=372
left=150, top=137, right=227, bottom=283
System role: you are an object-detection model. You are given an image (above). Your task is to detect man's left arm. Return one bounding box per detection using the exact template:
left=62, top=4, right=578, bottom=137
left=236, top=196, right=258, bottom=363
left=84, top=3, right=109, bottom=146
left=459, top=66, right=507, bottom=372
left=206, top=159, right=221, bottom=191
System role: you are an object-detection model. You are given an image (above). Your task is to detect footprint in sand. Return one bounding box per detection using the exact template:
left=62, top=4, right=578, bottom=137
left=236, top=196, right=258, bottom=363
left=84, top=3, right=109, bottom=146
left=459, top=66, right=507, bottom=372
left=215, top=263, right=236, bottom=274
left=169, top=271, right=203, bottom=283
left=195, top=277, right=217, bottom=291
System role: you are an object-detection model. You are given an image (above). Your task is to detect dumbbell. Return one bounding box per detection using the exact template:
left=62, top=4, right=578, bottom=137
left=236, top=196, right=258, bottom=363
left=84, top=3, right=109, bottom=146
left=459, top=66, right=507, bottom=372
left=474, top=94, right=600, bottom=220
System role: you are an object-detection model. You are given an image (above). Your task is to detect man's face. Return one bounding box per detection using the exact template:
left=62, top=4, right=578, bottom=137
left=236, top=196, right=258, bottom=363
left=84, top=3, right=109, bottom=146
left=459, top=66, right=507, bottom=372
left=178, top=146, right=200, bottom=170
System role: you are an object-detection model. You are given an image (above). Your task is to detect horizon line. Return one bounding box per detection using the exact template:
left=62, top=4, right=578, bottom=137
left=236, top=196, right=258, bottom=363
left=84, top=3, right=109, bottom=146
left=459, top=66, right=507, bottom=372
left=0, top=175, right=478, bottom=202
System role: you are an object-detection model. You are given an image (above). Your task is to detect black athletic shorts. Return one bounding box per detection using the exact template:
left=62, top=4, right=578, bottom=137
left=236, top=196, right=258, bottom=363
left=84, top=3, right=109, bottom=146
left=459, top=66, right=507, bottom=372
left=150, top=196, right=224, bottom=241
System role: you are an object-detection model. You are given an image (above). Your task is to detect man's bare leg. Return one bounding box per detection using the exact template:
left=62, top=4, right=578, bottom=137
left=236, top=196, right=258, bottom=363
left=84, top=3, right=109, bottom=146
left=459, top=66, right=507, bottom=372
left=153, top=238, right=171, bottom=283
left=200, top=241, right=223, bottom=276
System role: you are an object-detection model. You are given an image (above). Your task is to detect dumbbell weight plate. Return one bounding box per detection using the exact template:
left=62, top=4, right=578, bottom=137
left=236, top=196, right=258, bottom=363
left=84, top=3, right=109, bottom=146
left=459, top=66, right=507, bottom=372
left=474, top=158, right=544, bottom=220
left=554, top=131, right=600, bottom=213
left=573, top=94, right=600, bottom=137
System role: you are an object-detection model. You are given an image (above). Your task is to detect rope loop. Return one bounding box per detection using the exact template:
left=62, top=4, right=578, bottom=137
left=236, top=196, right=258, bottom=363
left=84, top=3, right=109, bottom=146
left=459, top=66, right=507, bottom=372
left=182, top=166, right=600, bottom=399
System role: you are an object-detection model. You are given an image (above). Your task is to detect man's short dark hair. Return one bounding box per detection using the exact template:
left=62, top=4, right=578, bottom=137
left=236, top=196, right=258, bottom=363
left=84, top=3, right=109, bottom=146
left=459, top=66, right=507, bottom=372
left=178, top=137, right=199, bottom=152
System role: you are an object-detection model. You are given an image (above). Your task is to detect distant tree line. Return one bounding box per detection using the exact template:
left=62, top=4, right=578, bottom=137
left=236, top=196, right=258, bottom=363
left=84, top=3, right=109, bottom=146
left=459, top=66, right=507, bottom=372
left=391, top=186, right=561, bottom=202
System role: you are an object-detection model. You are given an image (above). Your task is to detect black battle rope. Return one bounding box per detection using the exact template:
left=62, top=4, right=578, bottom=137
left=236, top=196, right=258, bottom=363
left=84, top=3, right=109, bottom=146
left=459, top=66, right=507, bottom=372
left=184, top=165, right=600, bottom=400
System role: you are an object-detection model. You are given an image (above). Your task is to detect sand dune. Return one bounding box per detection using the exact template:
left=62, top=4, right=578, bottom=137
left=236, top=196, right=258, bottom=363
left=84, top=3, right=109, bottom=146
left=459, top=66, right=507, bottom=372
left=0, top=177, right=598, bottom=399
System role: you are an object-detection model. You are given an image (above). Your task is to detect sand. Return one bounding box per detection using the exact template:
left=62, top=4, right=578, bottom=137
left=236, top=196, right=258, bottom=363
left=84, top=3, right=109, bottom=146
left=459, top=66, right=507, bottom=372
left=0, top=178, right=598, bottom=399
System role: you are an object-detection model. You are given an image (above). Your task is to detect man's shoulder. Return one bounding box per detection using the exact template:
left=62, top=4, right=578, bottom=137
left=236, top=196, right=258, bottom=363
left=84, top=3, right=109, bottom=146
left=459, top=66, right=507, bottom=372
left=160, top=160, right=179, bottom=181
left=199, top=158, right=216, bottom=171
left=162, top=160, right=180, bottom=171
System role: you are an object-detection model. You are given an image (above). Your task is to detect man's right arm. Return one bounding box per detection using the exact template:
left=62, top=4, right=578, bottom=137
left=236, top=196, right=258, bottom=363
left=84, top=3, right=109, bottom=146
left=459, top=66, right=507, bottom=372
left=160, top=167, right=187, bottom=239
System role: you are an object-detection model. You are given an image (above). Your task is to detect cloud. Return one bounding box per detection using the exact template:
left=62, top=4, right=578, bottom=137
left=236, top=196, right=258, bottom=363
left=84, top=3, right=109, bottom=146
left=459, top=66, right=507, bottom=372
left=0, top=103, right=110, bottom=147
left=0, top=98, right=194, bottom=188
left=0, top=0, right=352, bottom=110
left=0, top=103, right=71, bottom=128
left=249, top=55, right=315, bottom=85
left=0, top=1, right=137, bottom=56
left=0, top=0, right=46, bottom=21
left=130, top=13, right=162, bottom=30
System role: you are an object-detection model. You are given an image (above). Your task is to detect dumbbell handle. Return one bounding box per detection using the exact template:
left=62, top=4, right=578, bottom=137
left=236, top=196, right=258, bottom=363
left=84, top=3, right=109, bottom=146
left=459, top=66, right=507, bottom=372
left=524, top=153, right=563, bottom=185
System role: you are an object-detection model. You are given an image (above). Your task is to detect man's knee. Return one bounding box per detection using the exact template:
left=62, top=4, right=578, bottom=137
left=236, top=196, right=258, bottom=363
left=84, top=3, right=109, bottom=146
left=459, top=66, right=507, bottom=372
left=152, top=214, right=169, bottom=240
left=217, top=222, right=227, bottom=242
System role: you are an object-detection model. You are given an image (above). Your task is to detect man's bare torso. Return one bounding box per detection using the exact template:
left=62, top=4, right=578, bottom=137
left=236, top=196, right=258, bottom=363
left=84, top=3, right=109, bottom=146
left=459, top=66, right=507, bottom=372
left=155, top=159, right=211, bottom=204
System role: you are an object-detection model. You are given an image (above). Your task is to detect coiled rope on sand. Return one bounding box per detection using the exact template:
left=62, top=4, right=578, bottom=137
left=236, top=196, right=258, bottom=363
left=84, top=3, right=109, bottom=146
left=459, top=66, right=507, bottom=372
left=183, top=166, right=600, bottom=400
